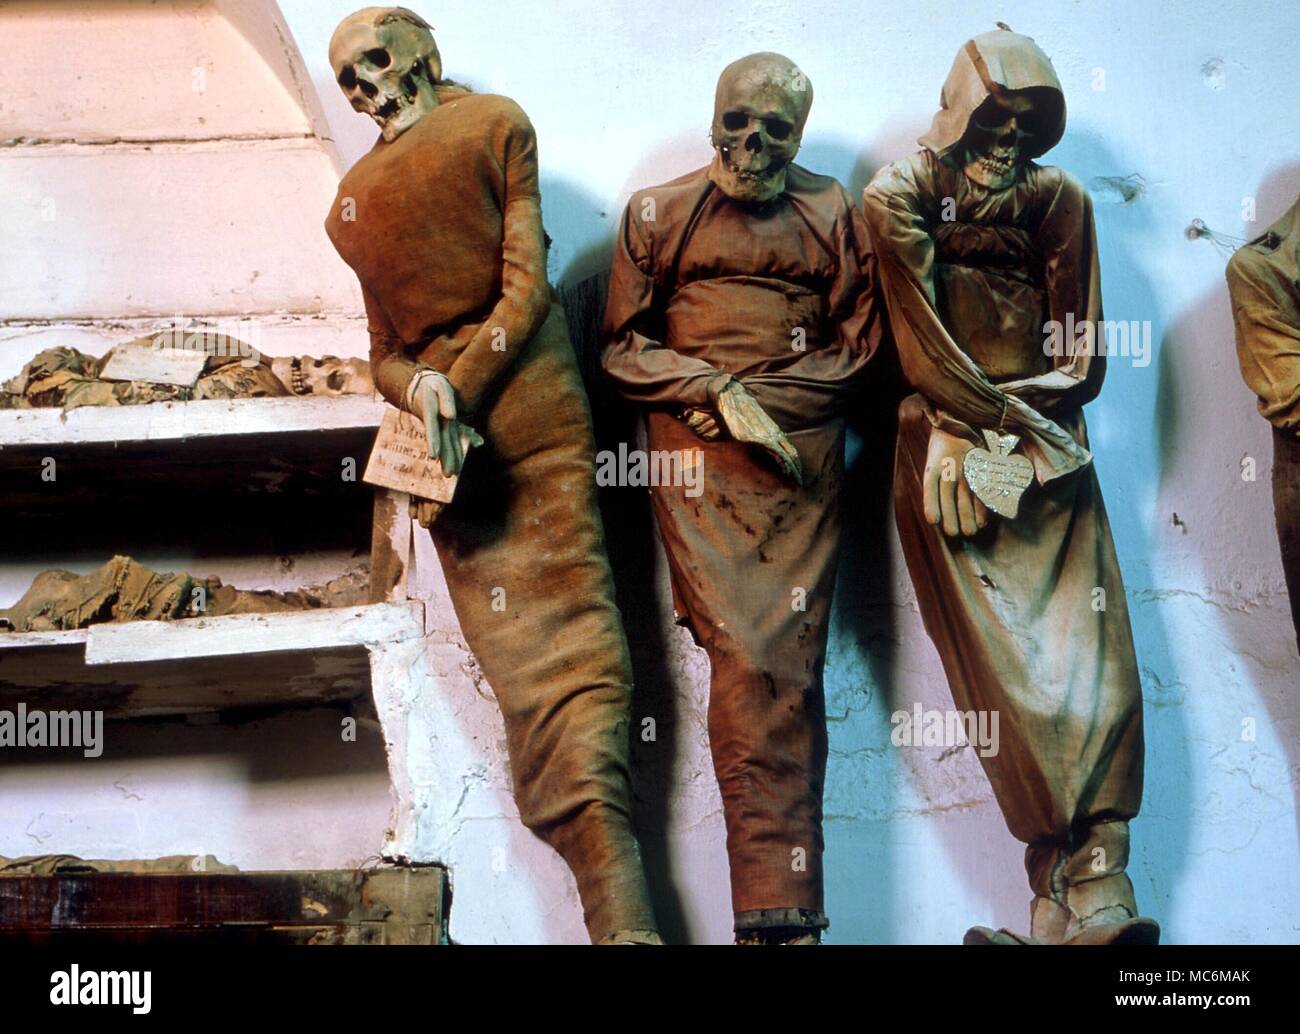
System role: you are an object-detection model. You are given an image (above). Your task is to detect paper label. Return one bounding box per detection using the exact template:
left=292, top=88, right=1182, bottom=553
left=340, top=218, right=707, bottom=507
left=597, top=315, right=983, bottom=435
left=98, top=344, right=209, bottom=387
left=363, top=408, right=468, bottom=504
left=963, top=430, right=1035, bottom=519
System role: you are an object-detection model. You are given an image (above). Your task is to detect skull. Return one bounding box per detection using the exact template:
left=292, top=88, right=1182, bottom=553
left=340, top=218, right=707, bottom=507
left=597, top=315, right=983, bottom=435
left=271, top=356, right=375, bottom=396
left=329, top=7, right=442, bottom=142
left=709, top=53, right=813, bottom=204
left=960, top=90, right=1044, bottom=191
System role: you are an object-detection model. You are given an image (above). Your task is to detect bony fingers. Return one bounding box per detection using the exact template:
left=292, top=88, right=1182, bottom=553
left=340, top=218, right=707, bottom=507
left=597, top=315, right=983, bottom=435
left=438, top=424, right=457, bottom=474
left=431, top=413, right=447, bottom=460
left=445, top=428, right=463, bottom=477
left=922, top=466, right=943, bottom=526
left=782, top=443, right=804, bottom=485
left=940, top=478, right=961, bottom=537
left=957, top=480, right=979, bottom=538
left=416, top=499, right=442, bottom=528
left=692, top=414, right=720, bottom=439
left=770, top=435, right=802, bottom=484
left=433, top=377, right=458, bottom=421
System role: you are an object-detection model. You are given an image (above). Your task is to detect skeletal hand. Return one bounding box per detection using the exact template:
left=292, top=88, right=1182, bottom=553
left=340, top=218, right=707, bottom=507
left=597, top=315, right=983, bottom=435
left=681, top=407, right=723, bottom=440
left=409, top=496, right=445, bottom=528
left=405, top=370, right=483, bottom=476
left=923, top=426, right=989, bottom=538
left=715, top=381, right=803, bottom=484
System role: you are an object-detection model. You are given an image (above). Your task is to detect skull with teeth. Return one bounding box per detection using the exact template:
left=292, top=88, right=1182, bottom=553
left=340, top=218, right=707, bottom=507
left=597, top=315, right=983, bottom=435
left=269, top=355, right=375, bottom=396
left=709, top=52, right=813, bottom=204
left=329, top=7, right=442, bottom=142
left=960, top=89, right=1050, bottom=191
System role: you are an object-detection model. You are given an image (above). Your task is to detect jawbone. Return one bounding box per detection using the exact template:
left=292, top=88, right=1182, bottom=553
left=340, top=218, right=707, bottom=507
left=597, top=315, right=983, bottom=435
left=709, top=149, right=787, bottom=204
left=963, top=150, right=1020, bottom=191
left=372, top=86, right=436, bottom=142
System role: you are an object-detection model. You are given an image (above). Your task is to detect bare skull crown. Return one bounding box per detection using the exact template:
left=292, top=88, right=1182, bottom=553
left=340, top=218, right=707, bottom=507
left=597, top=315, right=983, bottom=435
left=330, top=7, right=442, bottom=142
left=709, top=52, right=813, bottom=205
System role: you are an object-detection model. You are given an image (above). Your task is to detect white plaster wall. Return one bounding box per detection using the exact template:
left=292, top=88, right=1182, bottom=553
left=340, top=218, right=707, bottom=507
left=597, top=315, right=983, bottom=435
left=285, top=0, right=1300, bottom=945
left=2, top=0, right=1297, bottom=944
left=0, top=0, right=385, bottom=901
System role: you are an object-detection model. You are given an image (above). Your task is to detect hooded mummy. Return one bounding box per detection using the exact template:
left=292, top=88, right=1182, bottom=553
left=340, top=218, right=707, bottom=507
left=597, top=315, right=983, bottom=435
left=920, top=27, right=1066, bottom=164
left=860, top=28, right=1155, bottom=945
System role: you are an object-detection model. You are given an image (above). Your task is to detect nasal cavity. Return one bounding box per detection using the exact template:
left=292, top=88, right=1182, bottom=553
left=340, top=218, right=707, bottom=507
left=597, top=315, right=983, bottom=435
left=744, top=132, right=763, bottom=153
left=359, top=79, right=378, bottom=98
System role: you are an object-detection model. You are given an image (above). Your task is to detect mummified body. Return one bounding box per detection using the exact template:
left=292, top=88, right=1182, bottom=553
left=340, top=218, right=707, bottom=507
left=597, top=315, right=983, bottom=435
left=323, top=8, right=658, bottom=943
left=861, top=27, right=1156, bottom=944
left=1227, top=197, right=1300, bottom=653
left=603, top=53, right=883, bottom=941
left=0, top=345, right=371, bottom=409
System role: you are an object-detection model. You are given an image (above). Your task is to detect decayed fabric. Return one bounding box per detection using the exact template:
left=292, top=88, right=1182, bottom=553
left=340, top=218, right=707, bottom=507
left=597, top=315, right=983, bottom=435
left=1226, top=197, right=1300, bottom=650
left=0, top=854, right=240, bottom=875
left=603, top=163, right=883, bottom=932
left=862, top=28, right=1150, bottom=943
left=325, top=85, right=657, bottom=944
left=0, top=345, right=288, bottom=409
left=0, top=556, right=368, bottom=632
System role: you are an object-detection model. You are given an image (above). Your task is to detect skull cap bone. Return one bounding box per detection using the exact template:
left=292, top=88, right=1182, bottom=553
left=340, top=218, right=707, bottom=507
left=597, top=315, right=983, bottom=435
left=709, top=52, right=814, bottom=204
left=919, top=26, right=1066, bottom=163
left=330, top=7, right=443, bottom=141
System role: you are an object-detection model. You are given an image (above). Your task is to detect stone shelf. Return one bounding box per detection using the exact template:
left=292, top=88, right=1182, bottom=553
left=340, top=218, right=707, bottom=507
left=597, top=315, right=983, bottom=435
left=0, top=394, right=388, bottom=553
left=0, top=394, right=386, bottom=449
left=0, top=601, right=424, bottom=719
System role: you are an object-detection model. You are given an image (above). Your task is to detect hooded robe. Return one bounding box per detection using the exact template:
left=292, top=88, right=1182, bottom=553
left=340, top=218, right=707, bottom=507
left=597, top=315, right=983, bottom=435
left=602, top=162, right=883, bottom=931
left=1227, top=197, right=1300, bottom=651
left=325, top=87, right=656, bottom=944
left=861, top=29, right=1146, bottom=928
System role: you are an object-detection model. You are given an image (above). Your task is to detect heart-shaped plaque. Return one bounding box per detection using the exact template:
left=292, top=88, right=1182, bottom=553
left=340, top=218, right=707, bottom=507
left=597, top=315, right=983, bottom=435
left=963, top=430, right=1035, bottom=518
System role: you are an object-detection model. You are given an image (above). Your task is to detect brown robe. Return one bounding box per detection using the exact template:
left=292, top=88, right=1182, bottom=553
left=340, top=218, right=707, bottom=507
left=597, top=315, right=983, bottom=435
left=1227, top=197, right=1300, bottom=651
left=861, top=29, right=1145, bottom=931
left=602, top=163, right=883, bottom=930
left=325, top=87, right=656, bottom=943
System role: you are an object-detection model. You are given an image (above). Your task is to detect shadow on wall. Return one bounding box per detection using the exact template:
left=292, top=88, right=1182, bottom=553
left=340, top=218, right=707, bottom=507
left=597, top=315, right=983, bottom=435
left=0, top=706, right=392, bottom=866
left=548, top=136, right=901, bottom=943
left=543, top=124, right=1205, bottom=942
left=544, top=170, right=684, bottom=941
left=1159, top=161, right=1300, bottom=856
left=1045, top=127, right=1190, bottom=938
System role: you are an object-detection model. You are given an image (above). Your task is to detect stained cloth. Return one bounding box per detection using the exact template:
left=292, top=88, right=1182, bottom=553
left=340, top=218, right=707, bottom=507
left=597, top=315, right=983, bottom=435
left=1227, top=197, right=1300, bottom=649
left=326, top=87, right=655, bottom=942
left=861, top=29, right=1145, bottom=923
left=602, top=163, right=883, bottom=927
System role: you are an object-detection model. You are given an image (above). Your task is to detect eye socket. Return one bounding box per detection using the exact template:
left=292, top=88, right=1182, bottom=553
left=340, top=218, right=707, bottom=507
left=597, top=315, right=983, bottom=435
left=722, top=111, right=749, bottom=132
left=1015, top=110, right=1047, bottom=138
left=364, top=48, right=391, bottom=68
left=337, top=66, right=357, bottom=89
left=972, top=101, right=1013, bottom=132
left=972, top=95, right=1048, bottom=137
left=765, top=119, right=793, bottom=140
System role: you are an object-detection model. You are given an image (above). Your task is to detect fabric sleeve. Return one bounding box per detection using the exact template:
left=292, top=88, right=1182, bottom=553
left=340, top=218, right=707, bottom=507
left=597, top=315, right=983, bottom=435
left=1000, top=167, right=1106, bottom=414
left=860, top=153, right=1091, bottom=483
left=363, top=283, right=420, bottom=410
left=442, top=109, right=552, bottom=416
left=1227, top=253, right=1300, bottom=433
left=600, top=198, right=734, bottom=408
left=741, top=196, right=886, bottom=427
